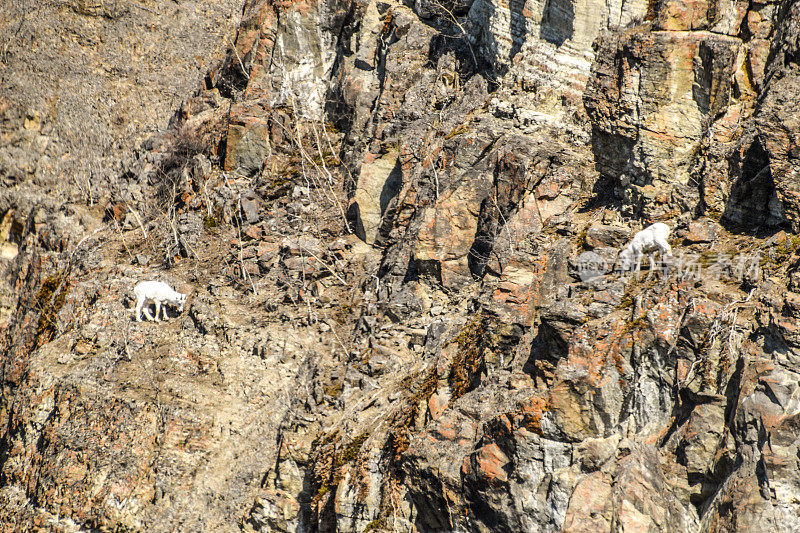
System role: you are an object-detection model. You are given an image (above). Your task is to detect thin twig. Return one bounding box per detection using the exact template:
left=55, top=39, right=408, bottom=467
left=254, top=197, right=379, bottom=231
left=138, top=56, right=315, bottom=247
left=293, top=243, right=348, bottom=286
left=429, top=0, right=478, bottom=69
left=228, top=36, right=250, bottom=80
left=125, top=202, right=148, bottom=238
left=282, top=85, right=351, bottom=233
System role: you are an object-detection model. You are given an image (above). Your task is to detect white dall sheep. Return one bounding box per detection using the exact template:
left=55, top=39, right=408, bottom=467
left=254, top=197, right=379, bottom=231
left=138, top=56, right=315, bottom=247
left=134, top=281, right=186, bottom=322
left=618, top=222, right=672, bottom=273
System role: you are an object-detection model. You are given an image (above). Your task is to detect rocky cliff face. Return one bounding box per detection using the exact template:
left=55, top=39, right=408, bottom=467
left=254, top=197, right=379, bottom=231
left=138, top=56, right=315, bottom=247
left=3, top=0, right=800, bottom=531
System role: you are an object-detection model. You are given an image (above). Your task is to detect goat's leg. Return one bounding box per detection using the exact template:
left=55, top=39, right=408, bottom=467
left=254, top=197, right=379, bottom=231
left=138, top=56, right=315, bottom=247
left=136, top=297, right=143, bottom=322
left=154, top=300, right=161, bottom=322
left=642, top=254, right=653, bottom=280
left=162, top=302, right=169, bottom=321
left=634, top=251, right=642, bottom=274
left=658, top=238, right=672, bottom=257
left=141, top=299, right=155, bottom=321
left=142, top=305, right=155, bottom=321
left=655, top=252, right=665, bottom=276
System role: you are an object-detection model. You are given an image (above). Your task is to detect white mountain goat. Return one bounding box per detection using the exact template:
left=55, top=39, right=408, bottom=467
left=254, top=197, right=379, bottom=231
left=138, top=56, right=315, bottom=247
left=618, top=222, right=672, bottom=273
left=134, top=281, right=186, bottom=322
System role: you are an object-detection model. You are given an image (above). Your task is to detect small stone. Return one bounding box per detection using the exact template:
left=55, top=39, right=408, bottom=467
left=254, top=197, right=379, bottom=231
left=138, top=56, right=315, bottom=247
left=241, top=198, right=260, bottom=224
left=574, top=434, right=620, bottom=472
left=428, top=389, right=450, bottom=420
left=257, top=242, right=280, bottom=261
left=785, top=292, right=800, bottom=317
left=358, top=316, right=377, bottom=332
left=409, top=328, right=427, bottom=346
left=685, top=218, right=718, bottom=243
left=245, top=224, right=264, bottom=240
left=292, top=186, right=310, bottom=199
left=473, top=443, right=510, bottom=483
left=617, top=438, right=633, bottom=457
left=572, top=251, right=613, bottom=281
left=536, top=182, right=559, bottom=200
left=239, top=245, right=257, bottom=260
left=73, top=339, right=93, bottom=355
left=283, top=256, right=322, bottom=275
left=280, top=236, right=322, bottom=257
left=23, top=108, right=41, bottom=131
left=329, top=238, right=347, bottom=251
left=585, top=224, right=630, bottom=248
left=122, top=212, right=137, bottom=230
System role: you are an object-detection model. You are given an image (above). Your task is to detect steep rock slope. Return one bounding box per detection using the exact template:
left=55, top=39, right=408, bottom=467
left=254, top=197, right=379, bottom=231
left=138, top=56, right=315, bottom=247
left=2, top=0, right=800, bottom=531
